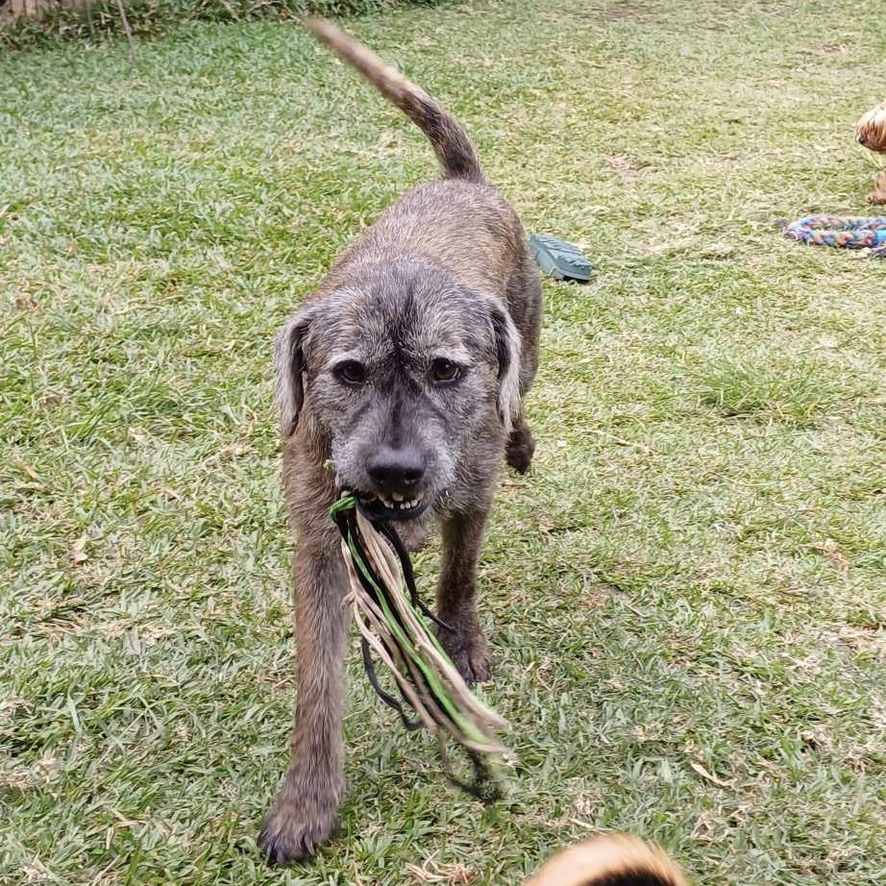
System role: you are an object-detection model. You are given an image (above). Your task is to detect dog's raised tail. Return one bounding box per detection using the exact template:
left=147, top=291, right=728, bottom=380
left=301, top=17, right=483, bottom=183
left=525, top=834, right=690, bottom=886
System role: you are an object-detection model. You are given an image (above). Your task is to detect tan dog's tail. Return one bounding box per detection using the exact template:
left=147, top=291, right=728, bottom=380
left=525, top=834, right=689, bottom=886
left=302, top=18, right=483, bottom=182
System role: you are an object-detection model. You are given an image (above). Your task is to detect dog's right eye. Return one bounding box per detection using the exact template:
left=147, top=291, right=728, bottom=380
left=334, top=360, right=368, bottom=386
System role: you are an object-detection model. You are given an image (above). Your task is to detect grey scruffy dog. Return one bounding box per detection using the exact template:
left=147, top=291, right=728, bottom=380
left=259, top=18, right=543, bottom=864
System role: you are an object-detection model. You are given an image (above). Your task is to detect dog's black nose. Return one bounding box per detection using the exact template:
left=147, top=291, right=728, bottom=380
left=366, top=446, right=425, bottom=493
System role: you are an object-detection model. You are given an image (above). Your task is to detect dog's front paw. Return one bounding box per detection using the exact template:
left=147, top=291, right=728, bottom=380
left=258, top=790, right=339, bottom=865
left=439, top=625, right=492, bottom=685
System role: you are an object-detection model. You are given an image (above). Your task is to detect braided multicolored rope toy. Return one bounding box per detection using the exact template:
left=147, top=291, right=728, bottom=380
left=331, top=493, right=511, bottom=800
left=779, top=215, right=886, bottom=257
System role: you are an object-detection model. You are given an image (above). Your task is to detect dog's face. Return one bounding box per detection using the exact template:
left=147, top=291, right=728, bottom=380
left=276, top=259, right=521, bottom=520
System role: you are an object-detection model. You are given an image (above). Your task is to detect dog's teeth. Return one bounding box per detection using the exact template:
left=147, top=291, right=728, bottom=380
left=391, top=492, right=404, bottom=502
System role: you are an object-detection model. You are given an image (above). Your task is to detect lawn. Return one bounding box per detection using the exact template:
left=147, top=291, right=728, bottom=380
left=2, top=1, right=885, bottom=883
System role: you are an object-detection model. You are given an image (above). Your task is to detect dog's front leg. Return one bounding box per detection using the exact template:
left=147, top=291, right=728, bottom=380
left=259, top=531, right=347, bottom=864
left=436, top=505, right=494, bottom=685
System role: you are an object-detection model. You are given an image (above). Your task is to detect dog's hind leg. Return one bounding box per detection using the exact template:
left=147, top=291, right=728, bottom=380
left=435, top=505, right=494, bottom=685
left=506, top=412, right=536, bottom=474
left=505, top=254, right=542, bottom=475
left=259, top=531, right=347, bottom=864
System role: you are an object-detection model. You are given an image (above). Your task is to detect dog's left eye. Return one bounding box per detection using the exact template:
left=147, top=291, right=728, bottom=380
left=430, top=358, right=461, bottom=384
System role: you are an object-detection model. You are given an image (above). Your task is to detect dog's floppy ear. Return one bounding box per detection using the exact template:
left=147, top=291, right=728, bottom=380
left=488, top=303, right=522, bottom=433
left=274, top=305, right=314, bottom=437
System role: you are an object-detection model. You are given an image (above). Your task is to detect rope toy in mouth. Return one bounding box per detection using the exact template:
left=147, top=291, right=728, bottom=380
left=330, top=492, right=511, bottom=800
left=778, top=215, right=886, bottom=257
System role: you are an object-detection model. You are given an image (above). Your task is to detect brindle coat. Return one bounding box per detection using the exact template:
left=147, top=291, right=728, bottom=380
left=259, top=18, right=542, bottom=864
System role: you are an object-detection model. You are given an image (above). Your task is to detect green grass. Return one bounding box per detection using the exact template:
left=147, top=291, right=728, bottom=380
left=0, top=0, right=446, bottom=50
left=2, top=1, right=886, bottom=883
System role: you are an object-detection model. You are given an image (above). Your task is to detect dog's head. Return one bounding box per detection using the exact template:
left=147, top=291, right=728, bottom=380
left=275, top=258, right=521, bottom=520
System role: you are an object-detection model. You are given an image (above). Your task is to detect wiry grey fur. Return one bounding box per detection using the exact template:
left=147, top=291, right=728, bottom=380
left=259, top=18, right=542, bottom=864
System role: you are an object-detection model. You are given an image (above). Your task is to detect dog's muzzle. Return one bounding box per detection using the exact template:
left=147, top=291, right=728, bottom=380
left=357, top=444, right=428, bottom=520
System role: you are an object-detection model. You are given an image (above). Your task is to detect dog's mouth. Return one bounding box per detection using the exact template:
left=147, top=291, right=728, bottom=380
left=356, top=490, right=428, bottom=521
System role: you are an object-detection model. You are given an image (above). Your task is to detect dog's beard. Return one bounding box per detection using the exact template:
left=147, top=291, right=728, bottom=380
left=328, top=413, right=459, bottom=524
